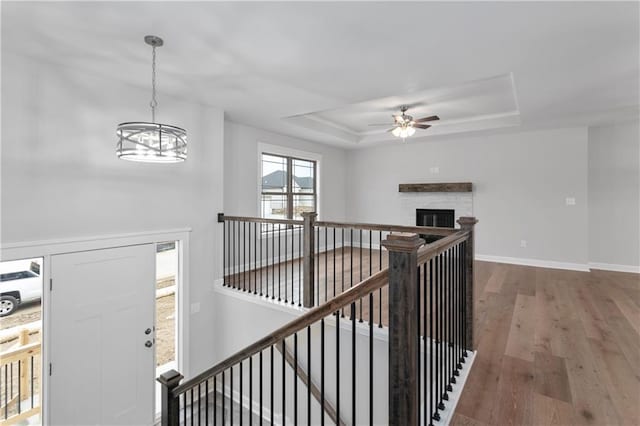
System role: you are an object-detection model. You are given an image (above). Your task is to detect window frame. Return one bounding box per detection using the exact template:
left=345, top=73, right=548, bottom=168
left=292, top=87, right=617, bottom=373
left=257, top=143, right=321, bottom=225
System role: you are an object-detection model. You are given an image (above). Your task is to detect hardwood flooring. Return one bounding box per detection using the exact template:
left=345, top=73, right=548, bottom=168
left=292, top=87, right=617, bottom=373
left=226, top=250, right=640, bottom=425
left=452, top=262, right=640, bottom=426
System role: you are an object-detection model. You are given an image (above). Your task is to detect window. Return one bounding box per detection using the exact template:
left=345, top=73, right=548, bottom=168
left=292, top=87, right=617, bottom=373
left=261, top=153, right=317, bottom=222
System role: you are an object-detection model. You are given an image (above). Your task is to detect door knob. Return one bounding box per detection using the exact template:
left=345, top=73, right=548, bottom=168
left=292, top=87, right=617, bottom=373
left=145, top=340, right=153, bottom=348
left=145, top=328, right=152, bottom=335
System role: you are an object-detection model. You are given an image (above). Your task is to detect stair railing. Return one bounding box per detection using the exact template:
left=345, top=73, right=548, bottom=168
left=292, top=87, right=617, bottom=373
left=159, top=216, right=476, bottom=425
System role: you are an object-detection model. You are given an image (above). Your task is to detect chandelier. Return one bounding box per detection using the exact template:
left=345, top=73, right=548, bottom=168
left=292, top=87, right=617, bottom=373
left=116, top=36, right=187, bottom=163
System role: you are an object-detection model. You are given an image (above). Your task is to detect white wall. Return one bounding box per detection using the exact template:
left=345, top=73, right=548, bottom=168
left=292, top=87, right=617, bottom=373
left=588, top=121, right=640, bottom=270
left=1, top=51, right=225, bottom=376
left=224, top=121, right=347, bottom=221
left=345, top=127, right=590, bottom=268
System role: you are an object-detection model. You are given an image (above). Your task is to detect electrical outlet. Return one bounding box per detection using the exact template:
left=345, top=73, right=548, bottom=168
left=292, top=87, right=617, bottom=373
left=430, top=166, right=440, bottom=174
left=190, top=302, right=201, bottom=314
left=520, top=240, right=527, bottom=248
left=565, top=197, right=576, bottom=206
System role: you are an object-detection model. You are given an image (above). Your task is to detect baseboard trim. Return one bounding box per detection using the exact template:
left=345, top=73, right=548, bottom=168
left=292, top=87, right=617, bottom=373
left=475, top=254, right=590, bottom=272
left=588, top=262, right=640, bottom=274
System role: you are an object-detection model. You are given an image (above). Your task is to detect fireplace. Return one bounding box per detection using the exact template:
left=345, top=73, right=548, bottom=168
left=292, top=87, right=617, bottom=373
left=416, top=208, right=455, bottom=243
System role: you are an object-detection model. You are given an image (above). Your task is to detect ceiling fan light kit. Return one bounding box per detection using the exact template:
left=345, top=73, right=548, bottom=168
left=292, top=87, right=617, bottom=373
left=116, top=35, right=187, bottom=163
left=371, top=105, right=439, bottom=141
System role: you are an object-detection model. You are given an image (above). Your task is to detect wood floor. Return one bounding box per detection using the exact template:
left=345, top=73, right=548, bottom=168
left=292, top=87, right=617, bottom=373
left=226, top=252, right=639, bottom=425
left=453, top=262, right=640, bottom=426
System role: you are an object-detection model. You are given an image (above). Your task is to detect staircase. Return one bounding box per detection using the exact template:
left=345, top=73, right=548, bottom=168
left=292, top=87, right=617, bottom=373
left=158, top=214, right=478, bottom=425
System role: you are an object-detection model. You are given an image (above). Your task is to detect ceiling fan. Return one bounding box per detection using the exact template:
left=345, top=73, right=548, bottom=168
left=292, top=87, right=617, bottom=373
left=369, top=106, right=439, bottom=140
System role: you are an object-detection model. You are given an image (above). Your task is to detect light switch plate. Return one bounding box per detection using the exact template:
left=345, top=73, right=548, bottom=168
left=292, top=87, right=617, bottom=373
left=566, top=197, right=576, bottom=206
left=191, top=302, right=201, bottom=314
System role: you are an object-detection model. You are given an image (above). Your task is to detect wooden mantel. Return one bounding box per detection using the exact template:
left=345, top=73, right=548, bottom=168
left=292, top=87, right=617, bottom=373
left=398, top=182, right=473, bottom=193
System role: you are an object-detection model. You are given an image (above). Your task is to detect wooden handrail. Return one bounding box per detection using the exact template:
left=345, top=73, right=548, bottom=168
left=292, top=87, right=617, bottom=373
left=417, top=230, right=470, bottom=265
left=222, top=215, right=304, bottom=226
left=314, top=220, right=457, bottom=236
left=173, top=267, right=390, bottom=396
left=0, top=341, right=41, bottom=365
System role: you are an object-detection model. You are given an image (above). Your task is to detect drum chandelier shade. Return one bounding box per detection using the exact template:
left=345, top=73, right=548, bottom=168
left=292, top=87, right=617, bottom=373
left=117, top=35, right=187, bottom=163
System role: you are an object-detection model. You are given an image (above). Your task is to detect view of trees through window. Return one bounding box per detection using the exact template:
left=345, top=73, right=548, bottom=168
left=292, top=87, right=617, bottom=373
left=261, top=153, right=316, bottom=224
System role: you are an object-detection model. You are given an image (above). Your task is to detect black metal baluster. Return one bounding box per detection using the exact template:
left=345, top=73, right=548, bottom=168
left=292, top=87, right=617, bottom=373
left=333, top=228, right=336, bottom=299
left=206, top=379, right=209, bottom=425
left=191, top=387, right=195, bottom=426
left=282, top=339, right=286, bottom=424
left=250, top=356, right=253, bottom=426
left=423, top=263, right=427, bottom=426
left=260, top=222, right=263, bottom=296
left=378, top=230, right=383, bottom=327
left=307, top=326, right=311, bottom=425
left=325, top=226, right=328, bottom=303
left=294, top=333, right=298, bottom=426
left=285, top=224, right=288, bottom=303
left=249, top=222, right=252, bottom=293
left=430, top=258, right=437, bottom=423
left=272, top=223, right=275, bottom=299
left=183, top=391, right=187, bottom=426
left=342, top=228, right=345, bottom=317
left=260, top=351, right=264, bottom=425
left=317, top=226, right=320, bottom=305
left=238, top=220, right=241, bottom=290
left=438, top=252, right=442, bottom=407
left=198, top=383, right=202, bottom=426
left=30, top=356, right=34, bottom=409
left=223, top=220, right=226, bottom=286
left=417, top=265, right=421, bottom=425
left=359, top=229, right=363, bottom=322
left=278, top=224, right=282, bottom=301
left=17, top=360, right=21, bottom=414
left=336, top=311, right=341, bottom=425
left=271, top=346, right=274, bottom=425
left=448, top=248, right=454, bottom=390
left=214, top=375, right=218, bottom=425
left=321, top=319, right=325, bottom=426
left=230, top=366, right=234, bottom=426
left=298, top=228, right=302, bottom=306
left=351, top=302, right=356, bottom=426
left=244, top=221, right=247, bottom=292
left=240, top=362, right=244, bottom=426
left=222, top=370, right=226, bottom=426
left=292, top=225, right=295, bottom=305
left=441, top=253, right=448, bottom=404
left=232, top=221, right=236, bottom=288
left=369, top=291, right=374, bottom=426
left=254, top=223, right=258, bottom=294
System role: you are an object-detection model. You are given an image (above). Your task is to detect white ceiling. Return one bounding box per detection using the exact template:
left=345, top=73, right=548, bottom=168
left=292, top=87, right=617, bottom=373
left=3, top=1, right=639, bottom=147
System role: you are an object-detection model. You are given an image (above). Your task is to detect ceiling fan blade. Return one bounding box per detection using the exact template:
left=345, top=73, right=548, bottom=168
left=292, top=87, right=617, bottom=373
left=415, top=115, right=440, bottom=123
left=386, top=128, right=397, bottom=133
left=368, top=123, right=393, bottom=126
left=413, top=124, right=431, bottom=129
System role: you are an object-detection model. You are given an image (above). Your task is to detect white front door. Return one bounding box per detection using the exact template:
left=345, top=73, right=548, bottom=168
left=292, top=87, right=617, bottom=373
left=49, top=244, right=156, bottom=425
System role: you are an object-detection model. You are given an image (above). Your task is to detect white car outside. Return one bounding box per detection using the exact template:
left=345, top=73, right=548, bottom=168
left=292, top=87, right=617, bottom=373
left=0, top=259, right=42, bottom=316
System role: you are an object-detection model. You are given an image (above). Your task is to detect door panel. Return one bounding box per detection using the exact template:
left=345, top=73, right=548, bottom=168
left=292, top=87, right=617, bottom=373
left=50, top=244, right=156, bottom=426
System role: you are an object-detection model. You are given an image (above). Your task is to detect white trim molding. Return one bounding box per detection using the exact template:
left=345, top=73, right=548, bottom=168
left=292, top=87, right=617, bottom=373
left=476, top=254, right=590, bottom=272
left=588, top=262, right=640, bottom=274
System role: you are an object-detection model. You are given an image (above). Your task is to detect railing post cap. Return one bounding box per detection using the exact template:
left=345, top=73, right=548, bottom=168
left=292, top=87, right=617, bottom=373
left=381, top=232, right=424, bottom=253
left=157, top=369, right=183, bottom=387
left=457, top=216, right=478, bottom=227
left=301, top=212, right=317, bottom=219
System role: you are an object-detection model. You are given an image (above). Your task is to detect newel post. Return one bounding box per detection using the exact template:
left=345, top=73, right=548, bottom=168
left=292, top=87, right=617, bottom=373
left=302, top=212, right=317, bottom=308
left=157, top=369, right=183, bottom=426
left=382, top=232, right=424, bottom=426
left=457, top=216, right=478, bottom=351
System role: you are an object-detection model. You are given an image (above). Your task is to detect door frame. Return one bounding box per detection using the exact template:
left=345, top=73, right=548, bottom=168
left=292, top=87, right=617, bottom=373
left=1, top=228, right=191, bottom=425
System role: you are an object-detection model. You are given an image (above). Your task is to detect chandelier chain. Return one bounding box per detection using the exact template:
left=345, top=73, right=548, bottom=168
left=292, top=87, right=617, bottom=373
left=150, top=45, right=158, bottom=123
